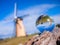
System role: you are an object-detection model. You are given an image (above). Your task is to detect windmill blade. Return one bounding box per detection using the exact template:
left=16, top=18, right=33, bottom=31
left=18, top=14, right=29, bottom=19
left=3, top=14, right=29, bottom=23
left=14, top=2, right=17, bottom=19
left=14, top=2, right=29, bottom=19
left=2, top=2, right=30, bottom=23
left=2, top=3, right=17, bottom=23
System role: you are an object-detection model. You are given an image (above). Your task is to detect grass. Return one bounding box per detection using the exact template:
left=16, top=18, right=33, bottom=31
left=0, top=34, right=35, bottom=45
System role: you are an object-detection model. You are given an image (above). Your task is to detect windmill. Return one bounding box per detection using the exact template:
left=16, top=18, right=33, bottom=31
left=13, top=3, right=28, bottom=37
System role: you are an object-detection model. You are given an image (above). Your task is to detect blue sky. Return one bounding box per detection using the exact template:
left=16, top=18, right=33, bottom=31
left=0, top=0, right=60, bottom=39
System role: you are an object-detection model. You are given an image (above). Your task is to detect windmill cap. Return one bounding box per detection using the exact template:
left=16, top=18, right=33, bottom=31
left=17, top=17, right=23, bottom=20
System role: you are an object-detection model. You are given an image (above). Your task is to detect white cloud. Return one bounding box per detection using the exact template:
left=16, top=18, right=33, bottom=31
left=50, top=14, right=60, bottom=24
left=0, top=22, right=15, bottom=39
left=17, top=4, right=55, bottom=16
left=18, top=4, right=56, bottom=34
left=2, top=4, right=56, bottom=23
left=0, top=4, right=56, bottom=38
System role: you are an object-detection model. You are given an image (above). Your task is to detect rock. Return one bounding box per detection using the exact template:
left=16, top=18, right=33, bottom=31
left=56, top=36, right=60, bottom=45
left=25, top=28, right=60, bottom=45
left=18, top=43, right=23, bottom=45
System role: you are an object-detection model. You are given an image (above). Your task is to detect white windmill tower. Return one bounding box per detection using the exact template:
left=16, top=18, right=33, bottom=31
left=14, top=3, right=26, bottom=37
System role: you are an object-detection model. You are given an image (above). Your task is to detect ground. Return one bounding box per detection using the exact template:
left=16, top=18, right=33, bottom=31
left=0, top=34, right=35, bottom=45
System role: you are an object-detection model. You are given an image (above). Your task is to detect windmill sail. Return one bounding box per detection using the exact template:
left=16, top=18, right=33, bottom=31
left=14, top=3, right=17, bottom=19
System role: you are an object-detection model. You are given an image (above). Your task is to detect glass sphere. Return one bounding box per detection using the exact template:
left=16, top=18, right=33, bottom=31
left=36, top=15, right=55, bottom=33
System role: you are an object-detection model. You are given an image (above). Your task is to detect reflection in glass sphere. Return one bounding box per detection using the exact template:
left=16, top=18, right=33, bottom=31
left=36, top=15, right=55, bottom=33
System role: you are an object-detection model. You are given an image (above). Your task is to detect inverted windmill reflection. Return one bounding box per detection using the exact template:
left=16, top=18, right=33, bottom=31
left=36, top=15, right=55, bottom=33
